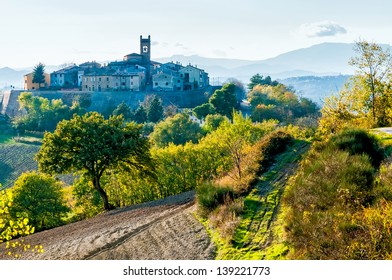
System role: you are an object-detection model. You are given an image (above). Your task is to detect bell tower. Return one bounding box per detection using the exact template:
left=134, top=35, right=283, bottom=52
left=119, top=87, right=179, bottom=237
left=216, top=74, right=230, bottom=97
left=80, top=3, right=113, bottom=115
left=140, top=35, right=151, bottom=64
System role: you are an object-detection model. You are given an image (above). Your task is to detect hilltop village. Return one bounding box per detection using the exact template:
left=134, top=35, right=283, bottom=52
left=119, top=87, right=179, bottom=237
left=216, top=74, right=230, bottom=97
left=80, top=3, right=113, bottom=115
left=23, top=35, right=210, bottom=93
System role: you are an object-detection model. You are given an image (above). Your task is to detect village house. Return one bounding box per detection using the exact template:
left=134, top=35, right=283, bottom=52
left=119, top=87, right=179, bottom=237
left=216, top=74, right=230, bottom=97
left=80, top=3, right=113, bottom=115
left=179, top=64, right=209, bottom=90
left=24, top=72, right=50, bottom=90
left=82, top=66, right=146, bottom=92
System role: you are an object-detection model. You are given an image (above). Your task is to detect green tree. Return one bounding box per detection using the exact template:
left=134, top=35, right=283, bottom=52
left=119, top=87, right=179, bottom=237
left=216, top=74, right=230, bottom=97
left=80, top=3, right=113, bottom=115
left=146, top=95, right=164, bottom=123
left=209, top=83, right=238, bottom=118
left=247, top=73, right=279, bottom=90
left=10, top=171, right=70, bottom=231
left=349, top=40, right=392, bottom=126
left=36, top=112, right=152, bottom=211
left=203, top=114, right=226, bottom=132
left=1, top=186, right=38, bottom=258
left=112, top=102, right=133, bottom=121
left=193, top=103, right=216, bottom=119
left=150, top=113, right=203, bottom=147
left=13, top=92, right=82, bottom=132
left=32, top=63, right=46, bottom=89
left=202, top=112, right=277, bottom=180
left=133, top=105, right=148, bottom=124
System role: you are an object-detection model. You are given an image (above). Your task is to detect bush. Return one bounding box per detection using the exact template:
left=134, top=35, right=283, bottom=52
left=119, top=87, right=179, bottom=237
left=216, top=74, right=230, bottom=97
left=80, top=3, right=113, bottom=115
left=257, top=130, right=293, bottom=173
left=197, top=183, right=234, bottom=214
left=328, top=129, right=384, bottom=167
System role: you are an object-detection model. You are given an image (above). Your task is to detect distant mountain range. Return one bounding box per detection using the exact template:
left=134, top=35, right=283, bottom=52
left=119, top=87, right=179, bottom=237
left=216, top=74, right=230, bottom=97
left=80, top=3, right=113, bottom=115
left=1, top=42, right=390, bottom=103
left=156, top=42, right=366, bottom=81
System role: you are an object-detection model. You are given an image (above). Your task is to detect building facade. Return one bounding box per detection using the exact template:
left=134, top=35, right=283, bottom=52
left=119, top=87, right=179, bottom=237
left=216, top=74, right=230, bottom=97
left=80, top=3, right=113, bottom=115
left=179, top=65, right=209, bottom=90
left=24, top=73, right=51, bottom=90
left=82, top=67, right=146, bottom=92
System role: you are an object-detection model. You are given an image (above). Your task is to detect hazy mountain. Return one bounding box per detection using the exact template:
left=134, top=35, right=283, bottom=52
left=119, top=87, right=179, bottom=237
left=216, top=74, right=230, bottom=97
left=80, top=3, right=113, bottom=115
left=157, top=42, right=391, bottom=82
left=280, top=75, right=352, bottom=105
left=0, top=67, right=28, bottom=89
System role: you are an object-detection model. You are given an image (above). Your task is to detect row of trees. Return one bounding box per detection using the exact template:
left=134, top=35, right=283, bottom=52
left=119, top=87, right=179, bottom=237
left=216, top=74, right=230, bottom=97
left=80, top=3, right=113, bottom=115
left=13, top=92, right=88, bottom=132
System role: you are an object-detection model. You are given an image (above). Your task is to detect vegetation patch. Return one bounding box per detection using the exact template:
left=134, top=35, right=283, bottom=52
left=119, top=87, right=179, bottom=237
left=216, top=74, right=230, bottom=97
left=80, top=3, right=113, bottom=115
left=199, top=137, right=309, bottom=260
left=282, top=128, right=392, bottom=259
left=0, top=143, right=40, bottom=189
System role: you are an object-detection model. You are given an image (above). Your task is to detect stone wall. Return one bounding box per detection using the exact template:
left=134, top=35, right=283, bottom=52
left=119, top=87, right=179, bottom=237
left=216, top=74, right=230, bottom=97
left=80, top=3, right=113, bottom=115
left=0, top=86, right=221, bottom=118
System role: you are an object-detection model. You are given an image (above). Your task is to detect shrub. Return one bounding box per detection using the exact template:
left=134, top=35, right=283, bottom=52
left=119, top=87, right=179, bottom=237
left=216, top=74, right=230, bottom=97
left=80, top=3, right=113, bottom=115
left=328, top=129, right=384, bottom=167
left=257, top=130, right=293, bottom=173
left=197, top=182, right=234, bottom=214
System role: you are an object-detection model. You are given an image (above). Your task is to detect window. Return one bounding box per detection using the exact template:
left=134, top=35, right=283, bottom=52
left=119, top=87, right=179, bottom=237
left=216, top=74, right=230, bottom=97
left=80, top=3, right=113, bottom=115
left=85, top=85, right=88, bottom=89
left=106, top=77, right=109, bottom=81
left=155, top=82, right=158, bottom=86
left=165, top=82, right=169, bottom=86
left=122, top=82, right=125, bottom=86
left=131, top=82, right=133, bottom=85
left=99, top=77, right=101, bottom=81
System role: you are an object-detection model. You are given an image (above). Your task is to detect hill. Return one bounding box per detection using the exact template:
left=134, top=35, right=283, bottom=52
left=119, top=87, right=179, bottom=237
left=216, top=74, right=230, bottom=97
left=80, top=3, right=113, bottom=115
left=0, top=67, right=28, bottom=89
left=156, top=42, right=380, bottom=80
left=280, top=75, right=351, bottom=104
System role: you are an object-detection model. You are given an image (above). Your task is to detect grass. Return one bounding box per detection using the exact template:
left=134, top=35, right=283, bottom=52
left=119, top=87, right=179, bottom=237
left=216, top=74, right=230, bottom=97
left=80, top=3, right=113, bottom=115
left=203, top=140, right=310, bottom=260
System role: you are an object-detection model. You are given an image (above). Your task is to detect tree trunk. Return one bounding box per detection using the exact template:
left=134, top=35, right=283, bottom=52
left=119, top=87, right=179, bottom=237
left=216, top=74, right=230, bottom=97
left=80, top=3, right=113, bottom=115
left=93, top=176, right=114, bottom=211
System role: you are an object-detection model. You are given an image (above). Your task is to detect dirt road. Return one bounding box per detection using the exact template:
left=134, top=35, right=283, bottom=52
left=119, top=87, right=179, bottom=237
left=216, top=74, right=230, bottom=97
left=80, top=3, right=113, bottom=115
left=2, top=191, right=215, bottom=260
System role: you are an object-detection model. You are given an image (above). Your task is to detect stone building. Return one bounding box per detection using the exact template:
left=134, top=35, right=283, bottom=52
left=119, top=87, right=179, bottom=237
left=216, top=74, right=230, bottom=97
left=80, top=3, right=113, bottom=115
left=82, top=66, right=146, bottom=92
left=179, top=64, right=209, bottom=90
left=50, top=65, right=81, bottom=88
left=152, top=68, right=183, bottom=91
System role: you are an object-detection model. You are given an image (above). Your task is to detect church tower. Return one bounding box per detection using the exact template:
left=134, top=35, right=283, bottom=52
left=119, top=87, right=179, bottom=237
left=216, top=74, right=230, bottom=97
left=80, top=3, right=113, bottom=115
left=140, top=35, right=151, bottom=64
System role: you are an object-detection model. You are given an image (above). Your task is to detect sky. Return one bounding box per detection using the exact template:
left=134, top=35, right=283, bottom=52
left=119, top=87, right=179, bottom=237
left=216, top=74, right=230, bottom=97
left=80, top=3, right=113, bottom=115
left=1, top=0, right=392, bottom=68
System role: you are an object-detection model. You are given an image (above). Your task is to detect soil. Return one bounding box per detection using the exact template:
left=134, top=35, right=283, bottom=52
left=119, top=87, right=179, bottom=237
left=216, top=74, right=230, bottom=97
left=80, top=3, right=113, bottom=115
left=1, top=191, right=216, bottom=260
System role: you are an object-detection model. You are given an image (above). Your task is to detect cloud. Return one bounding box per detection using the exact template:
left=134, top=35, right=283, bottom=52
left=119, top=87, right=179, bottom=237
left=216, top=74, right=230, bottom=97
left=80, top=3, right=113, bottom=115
left=151, top=41, right=159, bottom=46
left=299, top=21, right=347, bottom=37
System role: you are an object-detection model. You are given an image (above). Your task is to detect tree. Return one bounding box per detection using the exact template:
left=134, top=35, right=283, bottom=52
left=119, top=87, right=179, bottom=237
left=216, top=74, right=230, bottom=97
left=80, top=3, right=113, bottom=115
left=193, top=103, right=216, bottom=119
left=203, top=114, right=226, bottom=132
left=209, top=83, right=238, bottom=118
left=349, top=40, right=392, bottom=125
left=145, top=95, right=164, bottom=123
left=247, top=73, right=279, bottom=90
left=1, top=186, right=38, bottom=258
left=150, top=113, right=203, bottom=147
left=112, top=102, right=133, bottom=121
left=10, top=172, right=70, bottom=231
left=133, top=105, right=148, bottom=124
left=226, top=78, right=246, bottom=101
left=36, top=112, right=152, bottom=211
left=32, top=63, right=46, bottom=89
left=13, top=92, right=84, bottom=132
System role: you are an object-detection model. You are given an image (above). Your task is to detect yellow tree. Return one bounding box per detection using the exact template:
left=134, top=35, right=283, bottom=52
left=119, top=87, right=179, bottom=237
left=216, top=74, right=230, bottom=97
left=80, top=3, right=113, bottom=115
left=349, top=40, right=392, bottom=126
